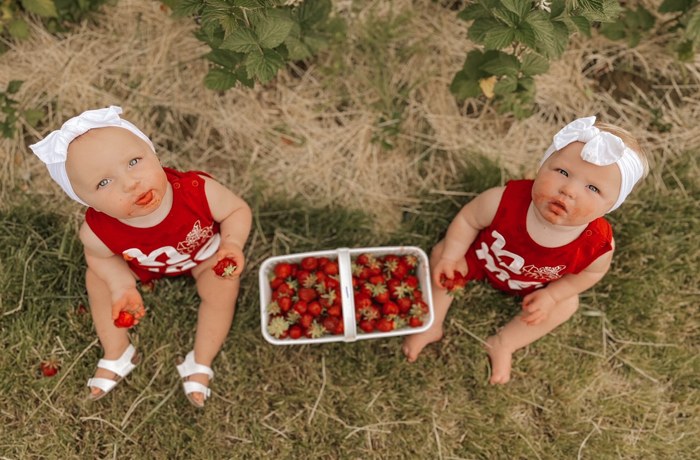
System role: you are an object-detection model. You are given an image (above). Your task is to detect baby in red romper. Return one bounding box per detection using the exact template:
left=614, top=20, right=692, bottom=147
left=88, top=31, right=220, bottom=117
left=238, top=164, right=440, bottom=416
left=30, top=107, right=252, bottom=407
left=402, top=117, right=649, bottom=384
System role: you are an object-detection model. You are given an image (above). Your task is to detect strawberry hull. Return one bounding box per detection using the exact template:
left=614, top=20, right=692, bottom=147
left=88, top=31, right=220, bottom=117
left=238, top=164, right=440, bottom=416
left=259, top=246, right=434, bottom=345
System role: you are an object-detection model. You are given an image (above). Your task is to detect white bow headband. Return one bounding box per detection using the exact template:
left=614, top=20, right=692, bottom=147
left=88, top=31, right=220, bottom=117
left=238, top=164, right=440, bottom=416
left=541, top=116, right=643, bottom=212
left=29, top=106, right=155, bottom=206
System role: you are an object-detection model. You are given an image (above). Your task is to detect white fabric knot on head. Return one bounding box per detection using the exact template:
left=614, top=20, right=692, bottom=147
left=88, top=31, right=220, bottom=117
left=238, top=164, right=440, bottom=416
left=541, top=116, right=644, bottom=213
left=29, top=106, right=155, bottom=206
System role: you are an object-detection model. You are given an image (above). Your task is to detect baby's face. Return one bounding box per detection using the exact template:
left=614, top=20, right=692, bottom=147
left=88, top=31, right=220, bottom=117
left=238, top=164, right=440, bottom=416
left=532, top=141, right=621, bottom=227
left=65, top=127, right=168, bottom=220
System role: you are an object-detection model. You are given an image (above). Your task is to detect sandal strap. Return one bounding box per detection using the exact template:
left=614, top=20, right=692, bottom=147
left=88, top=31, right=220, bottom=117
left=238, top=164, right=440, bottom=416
left=176, top=351, right=214, bottom=381
left=182, top=381, right=211, bottom=399
left=96, top=344, right=138, bottom=378
left=87, top=377, right=119, bottom=393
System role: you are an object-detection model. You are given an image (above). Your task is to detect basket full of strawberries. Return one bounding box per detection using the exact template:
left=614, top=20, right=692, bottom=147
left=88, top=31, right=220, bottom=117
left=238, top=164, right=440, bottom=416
left=259, top=246, right=434, bottom=344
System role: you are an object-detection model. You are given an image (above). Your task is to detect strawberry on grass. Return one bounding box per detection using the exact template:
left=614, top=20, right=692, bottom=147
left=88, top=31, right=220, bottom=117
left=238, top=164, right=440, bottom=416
left=40, top=357, right=61, bottom=377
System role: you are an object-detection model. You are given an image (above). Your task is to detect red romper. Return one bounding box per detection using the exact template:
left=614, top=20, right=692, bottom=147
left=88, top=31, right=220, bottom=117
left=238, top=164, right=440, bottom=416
left=464, top=180, right=613, bottom=296
left=85, top=168, right=220, bottom=283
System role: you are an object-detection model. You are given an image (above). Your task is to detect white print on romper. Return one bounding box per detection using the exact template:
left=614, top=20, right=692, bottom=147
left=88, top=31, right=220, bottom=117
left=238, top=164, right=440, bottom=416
left=475, top=230, right=566, bottom=291
left=122, top=221, right=221, bottom=274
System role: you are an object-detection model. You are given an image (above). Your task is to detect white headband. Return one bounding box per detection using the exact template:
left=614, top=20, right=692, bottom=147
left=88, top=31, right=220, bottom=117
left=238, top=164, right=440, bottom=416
left=29, top=106, right=155, bottom=206
left=541, top=116, right=644, bottom=212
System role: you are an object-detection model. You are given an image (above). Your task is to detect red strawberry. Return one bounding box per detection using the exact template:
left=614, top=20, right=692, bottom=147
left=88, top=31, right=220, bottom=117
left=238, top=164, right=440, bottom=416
left=324, top=277, right=340, bottom=291
left=389, top=262, right=409, bottom=280
left=277, top=296, right=292, bottom=312
left=376, top=318, right=394, bottom=332
left=333, top=320, right=344, bottom=335
left=382, top=301, right=400, bottom=316
left=141, top=280, right=156, bottom=292
left=386, top=278, right=403, bottom=298
left=300, top=313, right=314, bottom=329
left=401, top=254, right=418, bottom=269
left=298, top=287, right=317, bottom=302
left=76, top=304, right=88, bottom=315
left=213, top=258, right=237, bottom=277
left=317, top=257, right=330, bottom=269
left=289, top=325, right=303, bottom=339
left=307, top=301, right=322, bottom=316
left=404, top=275, right=419, bottom=290
left=359, top=319, right=375, bottom=333
left=441, top=272, right=467, bottom=298
left=40, top=357, right=60, bottom=377
left=409, top=316, right=423, bottom=328
left=274, top=263, right=292, bottom=279
left=277, top=283, right=295, bottom=297
left=354, top=293, right=372, bottom=311
left=270, top=277, right=284, bottom=289
left=293, top=300, right=308, bottom=315
left=397, top=297, right=413, bottom=314
left=114, top=311, right=135, bottom=328
left=321, top=316, right=339, bottom=333
left=323, top=261, right=339, bottom=275
left=315, top=271, right=327, bottom=284
left=327, top=305, right=341, bottom=317
left=356, top=253, right=370, bottom=265
left=301, top=257, right=318, bottom=271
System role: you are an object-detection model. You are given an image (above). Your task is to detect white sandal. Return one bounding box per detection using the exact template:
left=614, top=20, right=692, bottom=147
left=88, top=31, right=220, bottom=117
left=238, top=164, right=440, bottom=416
left=87, top=344, right=141, bottom=401
left=176, top=351, right=214, bottom=408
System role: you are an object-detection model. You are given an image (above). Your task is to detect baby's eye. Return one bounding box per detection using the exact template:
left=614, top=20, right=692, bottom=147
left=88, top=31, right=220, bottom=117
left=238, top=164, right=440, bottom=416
left=97, top=179, right=110, bottom=189
left=557, top=169, right=569, bottom=177
left=128, top=158, right=140, bottom=167
left=587, top=184, right=599, bottom=193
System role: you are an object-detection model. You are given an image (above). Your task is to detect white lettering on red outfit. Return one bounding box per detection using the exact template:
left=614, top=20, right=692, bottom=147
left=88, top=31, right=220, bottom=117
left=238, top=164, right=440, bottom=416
left=475, top=230, right=566, bottom=291
left=122, top=221, right=220, bottom=274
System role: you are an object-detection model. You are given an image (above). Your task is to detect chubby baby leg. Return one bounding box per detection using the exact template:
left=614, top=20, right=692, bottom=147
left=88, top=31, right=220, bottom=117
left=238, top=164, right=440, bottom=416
left=486, top=295, right=579, bottom=385
left=402, top=239, right=455, bottom=362
left=185, top=260, right=241, bottom=404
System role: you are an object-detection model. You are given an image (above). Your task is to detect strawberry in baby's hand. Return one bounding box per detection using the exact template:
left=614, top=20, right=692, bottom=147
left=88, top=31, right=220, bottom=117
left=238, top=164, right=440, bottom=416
left=213, top=257, right=238, bottom=278
left=440, top=271, right=467, bottom=299
left=114, top=310, right=135, bottom=328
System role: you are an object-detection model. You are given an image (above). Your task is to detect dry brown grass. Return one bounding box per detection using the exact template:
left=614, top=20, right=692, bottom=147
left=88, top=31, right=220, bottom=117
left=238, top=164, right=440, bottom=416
left=2, top=0, right=698, bottom=230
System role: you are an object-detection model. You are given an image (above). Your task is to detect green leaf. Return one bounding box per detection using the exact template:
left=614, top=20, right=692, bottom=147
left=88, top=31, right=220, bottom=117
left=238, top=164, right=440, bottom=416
left=569, top=15, right=591, bottom=37
left=23, top=109, right=44, bottom=127
left=520, top=53, right=549, bottom=76
left=484, top=26, right=516, bottom=49
left=284, top=34, right=313, bottom=60
left=492, top=8, right=521, bottom=28
left=450, top=71, right=482, bottom=99
left=235, top=66, right=255, bottom=88
left=627, top=30, right=641, bottom=48
left=549, top=0, right=567, bottom=18
left=599, top=20, right=626, bottom=41
left=457, top=3, right=492, bottom=22
left=515, top=22, right=537, bottom=48
left=246, top=48, right=285, bottom=83
left=301, top=31, right=328, bottom=53
left=480, top=52, right=520, bottom=77
left=636, top=6, right=655, bottom=31
left=220, top=27, right=259, bottom=53
left=685, top=10, right=700, bottom=41
left=462, top=49, right=500, bottom=79
left=659, top=0, right=693, bottom=14
left=550, top=20, right=569, bottom=58
left=8, top=20, right=30, bottom=39
left=232, top=0, right=262, bottom=7
left=172, top=0, right=203, bottom=18
left=21, top=0, right=58, bottom=18
left=297, top=0, right=332, bottom=27
left=7, top=81, right=24, bottom=95
left=204, top=68, right=238, bottom=91
left=518, top=76, right=535, bottom=92
left=255, top=14, right=294, bottom=48
left=501, top=0, right=530, bottom=19
left=203, top=49, right=245, bottom=69
left=525, top=11, right=557, bottom=56
left=493, top=75, right=518, bottom=95
left=218, top=13, right=241, bottom=36
left=467, top=18, right=500, bottom=44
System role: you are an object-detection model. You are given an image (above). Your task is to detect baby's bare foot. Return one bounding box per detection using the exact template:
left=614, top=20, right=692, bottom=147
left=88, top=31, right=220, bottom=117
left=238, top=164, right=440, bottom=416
left=485, top=335, right=513, bottom=385
left=402, top=327, right=443, bottom=362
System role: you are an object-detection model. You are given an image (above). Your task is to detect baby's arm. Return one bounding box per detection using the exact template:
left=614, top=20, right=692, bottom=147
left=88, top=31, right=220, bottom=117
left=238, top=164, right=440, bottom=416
left=79, top=223, right=145, bottom=322
left=433, top=186, right=505, bottom=285
left=202, top=176, right=252, bottom=276
left=521, top=240, right=615, bottom=325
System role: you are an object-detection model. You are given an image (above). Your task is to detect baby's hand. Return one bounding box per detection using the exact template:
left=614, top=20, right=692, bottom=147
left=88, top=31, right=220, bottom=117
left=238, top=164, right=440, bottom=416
left=111, top=287, right=146, bottom=325
left=432, top=257, right=468, bottom=288
left=215, top=243, right=245, bottom=278
left=520, top=289, right=556, bottom=326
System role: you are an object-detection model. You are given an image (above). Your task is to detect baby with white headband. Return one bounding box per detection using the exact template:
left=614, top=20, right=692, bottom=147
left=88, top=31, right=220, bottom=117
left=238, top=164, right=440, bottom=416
left=402, top=116, right=648, bottom=384
left=30, top=106, right=252, bottom=407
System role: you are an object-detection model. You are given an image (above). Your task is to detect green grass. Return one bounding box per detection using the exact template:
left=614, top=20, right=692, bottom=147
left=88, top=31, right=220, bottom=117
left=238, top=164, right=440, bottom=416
left=1, top=153, right=699, bottom=459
